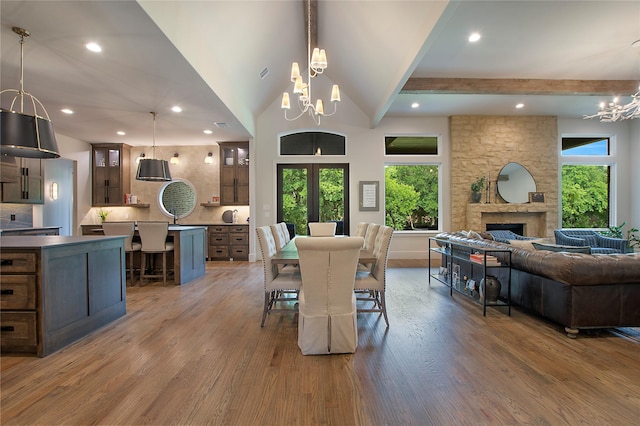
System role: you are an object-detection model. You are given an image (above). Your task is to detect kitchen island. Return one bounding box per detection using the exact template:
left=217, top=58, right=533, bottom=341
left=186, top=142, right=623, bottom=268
left=81, top=224, right=207, bottom=285
left=0, top=235, right=126, bottom=357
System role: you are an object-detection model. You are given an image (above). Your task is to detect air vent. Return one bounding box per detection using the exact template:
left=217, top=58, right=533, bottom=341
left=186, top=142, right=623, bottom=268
left=259, top=67, right=269, bottom=79
left=214, top=122, right=229, bottom=128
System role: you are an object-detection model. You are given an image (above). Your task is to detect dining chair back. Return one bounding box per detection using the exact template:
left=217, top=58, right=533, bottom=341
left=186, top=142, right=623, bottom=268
left=256, top=226, right=302, bottom=326
left=355, top=222, right=369, bottom=238
left=309, top=222, right=337, bottom=236
left=362, top=223, right=380, bottom=252
left=355, top=225, right=394, bottom=327
left=295, top=236, right=364, bottom=355
left=278, top=222, right=291, bottom=244
left=102, top=221, right=141, bottom=283
left=138, top=221, right=174, bottom=286
left=270, top=222, right=289, bottom=250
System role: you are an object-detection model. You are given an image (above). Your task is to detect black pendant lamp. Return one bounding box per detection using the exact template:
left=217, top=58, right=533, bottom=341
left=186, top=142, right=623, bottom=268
left=136, top=112, right=171, bottom=181
left=1, top=27, right=60, bottom=159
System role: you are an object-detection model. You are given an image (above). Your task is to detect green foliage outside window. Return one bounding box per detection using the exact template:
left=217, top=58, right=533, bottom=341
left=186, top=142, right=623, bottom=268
left=385, top=165, right=438, bottom=231
left=282, top=168, right=308, bottom=235
left=561, top=165, right=609, bottom=228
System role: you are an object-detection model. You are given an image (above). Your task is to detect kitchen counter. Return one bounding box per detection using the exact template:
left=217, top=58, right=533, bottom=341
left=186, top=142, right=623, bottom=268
left=0, top=226, right=61, bottom=236
left=0, top=235, right=126, bottom=357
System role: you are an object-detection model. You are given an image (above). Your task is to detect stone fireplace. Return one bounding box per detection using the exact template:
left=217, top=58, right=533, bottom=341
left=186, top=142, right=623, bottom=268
left=467, top=203, right=551, bottom=237
left=450, top=115, right=559, bottom=236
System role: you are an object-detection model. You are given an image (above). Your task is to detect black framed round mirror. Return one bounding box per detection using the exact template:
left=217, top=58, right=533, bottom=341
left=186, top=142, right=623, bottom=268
left=158, top=179, right=196, bottom=219
left=496, top=162, right=536, bottom=203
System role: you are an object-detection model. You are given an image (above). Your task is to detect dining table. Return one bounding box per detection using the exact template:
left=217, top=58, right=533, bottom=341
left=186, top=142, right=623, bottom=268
left=271, top=237, right=376, bottom=266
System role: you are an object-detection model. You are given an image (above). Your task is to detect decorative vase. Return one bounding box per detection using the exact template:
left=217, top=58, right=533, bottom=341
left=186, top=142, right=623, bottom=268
left=471, top=191, right=482, bottom=203
left=481, top=275, right=502, bottom=303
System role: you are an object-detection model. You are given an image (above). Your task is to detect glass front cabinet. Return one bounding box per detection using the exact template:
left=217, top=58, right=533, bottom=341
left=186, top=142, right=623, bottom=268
left=219, top=142, right=249, bottom=205
left=92, top=143, right=131, bottom=206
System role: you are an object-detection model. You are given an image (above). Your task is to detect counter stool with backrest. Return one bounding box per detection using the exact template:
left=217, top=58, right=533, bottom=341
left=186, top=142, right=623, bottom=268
left=138, top=221, right=174, bottom=286
left=102, top=221, right=141, bottom=284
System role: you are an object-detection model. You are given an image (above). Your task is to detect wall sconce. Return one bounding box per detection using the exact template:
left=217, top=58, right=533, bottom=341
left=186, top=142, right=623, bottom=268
left=204, top=152, right=214, bottom=164
left=136, top=153, right=145, bottom=164
left=49, top=182, right=58, bottom=200
left=170, top=153, right=180, bottom=164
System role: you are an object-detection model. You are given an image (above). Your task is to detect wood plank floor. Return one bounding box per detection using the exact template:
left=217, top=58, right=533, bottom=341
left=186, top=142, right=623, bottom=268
left=1, top=260, right=639, bottom=425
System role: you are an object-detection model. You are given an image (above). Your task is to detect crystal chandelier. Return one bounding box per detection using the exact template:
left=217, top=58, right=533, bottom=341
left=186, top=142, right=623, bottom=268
left=583, top=85, right=640, bottom=122
left=281, top=0, right=340, bottom=125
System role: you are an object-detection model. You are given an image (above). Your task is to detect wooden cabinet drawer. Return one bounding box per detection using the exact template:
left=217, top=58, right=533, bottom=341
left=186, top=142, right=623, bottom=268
left=209, top=226, right=228, bottom=234
left=229, top=233, right=248, bottom=245
left=1, top=275, right=37, bottom=310
left=229, top=247, right=248, bottom=260
left=0, top=252, right=36, bottom=273
left=209, top=246, right=229, bottom=259
left=209, top=234, right=229, bottom=245
left=228, top=225, right=247, bottom=234
left=1, top=312, right=37, bottom=348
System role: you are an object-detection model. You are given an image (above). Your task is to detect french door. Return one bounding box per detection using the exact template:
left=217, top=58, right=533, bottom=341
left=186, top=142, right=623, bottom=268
left=277, top=163, right=349, bottom=236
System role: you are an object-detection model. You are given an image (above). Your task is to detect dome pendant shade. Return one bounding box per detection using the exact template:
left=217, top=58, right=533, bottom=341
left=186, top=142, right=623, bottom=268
left=136, top=158, right=171, bottom=181
left=1, top=110, right=60, bottom=158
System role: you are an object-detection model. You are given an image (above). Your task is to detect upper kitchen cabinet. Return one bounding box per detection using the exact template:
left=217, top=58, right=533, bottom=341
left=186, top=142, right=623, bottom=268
left=92, top=143, right=131, bottom=207
left=219, top=142, right=249, bottom=205
left=1, top=157, right=43, bottom=204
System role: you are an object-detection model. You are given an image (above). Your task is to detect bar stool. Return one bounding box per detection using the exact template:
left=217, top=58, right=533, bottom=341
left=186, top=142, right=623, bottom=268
left=138, top=221, right=174, bottom=286
left=102, top=221, right=141, bottom=284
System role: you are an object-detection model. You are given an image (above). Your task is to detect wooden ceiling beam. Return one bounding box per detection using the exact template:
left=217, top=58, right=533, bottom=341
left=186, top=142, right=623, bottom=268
left=304, top=0, right=318, bottom=51
left=402, top=78, right=639, bottom=96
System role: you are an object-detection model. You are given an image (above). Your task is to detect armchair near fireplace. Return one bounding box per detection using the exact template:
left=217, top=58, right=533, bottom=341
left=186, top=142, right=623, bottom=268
left=554, top=229, right=627, bottom=254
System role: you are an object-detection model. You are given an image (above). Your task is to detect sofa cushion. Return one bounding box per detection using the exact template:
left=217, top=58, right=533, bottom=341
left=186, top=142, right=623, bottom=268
left=532, top=242, right=592, bottom=254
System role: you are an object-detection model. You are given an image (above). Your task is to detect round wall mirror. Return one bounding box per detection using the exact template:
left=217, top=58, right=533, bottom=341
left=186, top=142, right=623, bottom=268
left=158, top=179, right=197, bottom=219
left=496, top=162, right=536, bottom=203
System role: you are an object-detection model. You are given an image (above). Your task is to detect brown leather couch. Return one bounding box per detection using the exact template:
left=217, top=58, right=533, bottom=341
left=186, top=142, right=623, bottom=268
left=437, top=233, right=640, bottom=337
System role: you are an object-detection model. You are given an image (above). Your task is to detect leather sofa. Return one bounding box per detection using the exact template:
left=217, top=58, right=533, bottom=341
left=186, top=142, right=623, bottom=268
left=436, top=232, right=640, bottom=337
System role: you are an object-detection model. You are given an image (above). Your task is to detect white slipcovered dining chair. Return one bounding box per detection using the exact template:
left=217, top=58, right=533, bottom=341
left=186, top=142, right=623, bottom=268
left=355, top=225, right=394, bottom=327
left=102, top=221, right=141, bottom=284
left=308, top=222, right=337, bottom=236
left=295, top=236, right=364, bottom=355
left=256, top=226, right=302, bottom=326
left=138, top=221, right=174, bottom=286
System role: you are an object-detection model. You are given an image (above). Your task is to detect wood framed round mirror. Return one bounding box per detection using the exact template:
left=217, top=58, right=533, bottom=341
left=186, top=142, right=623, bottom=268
left=496, top=162, right=536, bottom=203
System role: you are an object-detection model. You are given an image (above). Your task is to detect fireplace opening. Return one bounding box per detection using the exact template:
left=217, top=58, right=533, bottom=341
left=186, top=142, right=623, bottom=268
left=486, top=223, right=525, bottom=236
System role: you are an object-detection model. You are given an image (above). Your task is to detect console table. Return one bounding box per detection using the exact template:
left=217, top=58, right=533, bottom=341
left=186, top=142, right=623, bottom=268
left=429, top=237, right=512, bottom=316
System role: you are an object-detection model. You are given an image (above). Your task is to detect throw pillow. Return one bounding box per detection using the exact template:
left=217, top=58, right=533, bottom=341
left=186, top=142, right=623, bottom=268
left=467, top=230, right=483, bottom=240
left=508, top=238, right=547, bottom=251
left=532, top=242, right=592, bottom=254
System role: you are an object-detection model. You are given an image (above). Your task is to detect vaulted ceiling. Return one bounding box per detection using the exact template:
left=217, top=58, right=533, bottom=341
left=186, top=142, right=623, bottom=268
left=1, top=1, right=638, bottom=147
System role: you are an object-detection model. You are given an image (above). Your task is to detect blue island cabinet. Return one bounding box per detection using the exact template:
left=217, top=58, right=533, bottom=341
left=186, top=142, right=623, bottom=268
left=0, top=235, right=126, bottom=357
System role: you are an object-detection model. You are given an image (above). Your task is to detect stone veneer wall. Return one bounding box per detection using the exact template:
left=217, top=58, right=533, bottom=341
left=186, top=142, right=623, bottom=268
left=450, top=116, right=559, bottom=237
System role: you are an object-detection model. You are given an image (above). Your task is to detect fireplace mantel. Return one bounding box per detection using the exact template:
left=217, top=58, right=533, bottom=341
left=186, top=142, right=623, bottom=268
left=466, top=203, right=552, bottom=237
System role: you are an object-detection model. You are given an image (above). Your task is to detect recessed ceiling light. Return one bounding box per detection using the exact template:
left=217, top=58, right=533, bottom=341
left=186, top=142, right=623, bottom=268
left=411, top=102, right=420, bottom=109
left=515, top=103, right=524, bottom=109
left=85, top=42, right=102, bottom=53
left=171, top=106, right=182, bottom=113
left=61, top=108, right=74, bottom=114
left=117, top=131, right=126, bottom=136
left=203, top=129, right=213, bottom=135
left=468, top=32, right=481, bottom=42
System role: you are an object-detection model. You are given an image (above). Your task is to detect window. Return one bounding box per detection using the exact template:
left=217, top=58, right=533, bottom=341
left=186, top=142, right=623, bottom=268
left=280, top=132, right=345, bottom=155
left=385, top=136, right=438, bottom=155
left=385, top=164, right=439, bottom=231
left=561, top=137, right=611, bottom=228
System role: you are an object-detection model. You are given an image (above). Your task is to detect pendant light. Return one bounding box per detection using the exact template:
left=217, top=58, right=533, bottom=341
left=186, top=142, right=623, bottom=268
left=1, top=27, right=60, bottom=158
left=136, top=112, right=171, bottom=181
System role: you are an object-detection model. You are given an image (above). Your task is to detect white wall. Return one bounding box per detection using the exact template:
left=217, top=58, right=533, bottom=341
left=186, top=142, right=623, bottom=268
left=254, top=78, right=451, bottom=261
left=630, top=120, right=640, bottom=228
